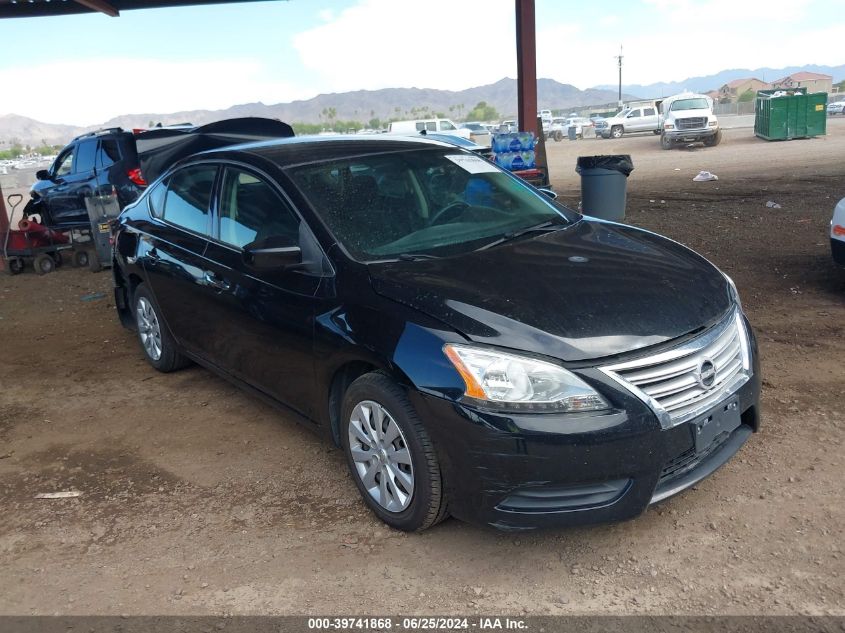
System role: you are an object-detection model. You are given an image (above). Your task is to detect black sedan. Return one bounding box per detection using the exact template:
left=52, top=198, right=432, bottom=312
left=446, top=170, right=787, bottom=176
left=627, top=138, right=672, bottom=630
left=112, top=136, right=760, bottom=532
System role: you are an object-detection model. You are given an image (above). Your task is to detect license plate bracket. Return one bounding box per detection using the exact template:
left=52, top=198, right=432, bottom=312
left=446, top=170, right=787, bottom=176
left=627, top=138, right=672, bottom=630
left=693, top=398, right=741, bottom=454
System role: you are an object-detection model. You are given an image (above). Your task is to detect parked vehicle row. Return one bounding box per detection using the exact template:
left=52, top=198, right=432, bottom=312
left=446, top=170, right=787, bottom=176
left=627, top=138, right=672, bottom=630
left=112, top=134, right=760, bottom=533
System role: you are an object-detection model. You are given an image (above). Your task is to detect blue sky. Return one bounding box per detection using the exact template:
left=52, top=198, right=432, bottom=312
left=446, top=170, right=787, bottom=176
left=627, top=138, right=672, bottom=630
left=1, top=0, right=842, bottom=125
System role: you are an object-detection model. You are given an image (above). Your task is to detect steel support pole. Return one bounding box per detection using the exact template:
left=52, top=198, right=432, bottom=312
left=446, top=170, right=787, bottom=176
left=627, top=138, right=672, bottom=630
left=515, top=0, right=538, bottom=137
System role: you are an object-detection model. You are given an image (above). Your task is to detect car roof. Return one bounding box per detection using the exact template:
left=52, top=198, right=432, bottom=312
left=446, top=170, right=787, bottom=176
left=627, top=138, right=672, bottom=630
left=195, top=134, right=462, bottom=168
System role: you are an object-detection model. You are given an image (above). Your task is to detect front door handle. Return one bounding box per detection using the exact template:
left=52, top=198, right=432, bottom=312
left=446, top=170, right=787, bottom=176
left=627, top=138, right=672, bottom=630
left=203, top=271, right=231, bottom=291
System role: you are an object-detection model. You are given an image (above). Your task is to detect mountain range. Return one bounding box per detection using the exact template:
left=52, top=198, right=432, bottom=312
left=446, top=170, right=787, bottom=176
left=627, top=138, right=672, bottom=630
left=3, top=64, right=842, bottom=147
left=1, top=78, right=636, bottom=146
left=591, top=64, right=845, bottom=97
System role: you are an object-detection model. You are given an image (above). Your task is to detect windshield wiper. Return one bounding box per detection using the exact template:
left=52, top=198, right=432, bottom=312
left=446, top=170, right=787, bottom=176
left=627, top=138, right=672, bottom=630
left=475, top=220, right=568, bottom=251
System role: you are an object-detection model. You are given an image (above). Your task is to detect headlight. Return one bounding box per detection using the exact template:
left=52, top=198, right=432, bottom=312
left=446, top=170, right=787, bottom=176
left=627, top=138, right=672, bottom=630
left=724, top=273, right=743, bottom=312
left=443, top=344, right=610, bottom=413
left=708, top=120, right=718, bottom=127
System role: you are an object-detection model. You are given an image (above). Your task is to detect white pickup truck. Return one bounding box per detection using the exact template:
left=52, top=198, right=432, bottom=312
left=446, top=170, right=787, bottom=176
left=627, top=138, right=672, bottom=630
left=659, top=93, right=721, bottom=149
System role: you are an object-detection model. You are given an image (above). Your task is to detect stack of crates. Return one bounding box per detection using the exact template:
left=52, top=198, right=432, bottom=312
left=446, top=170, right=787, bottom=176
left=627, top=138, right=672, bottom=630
left=754, top=88, right=827, bottom=141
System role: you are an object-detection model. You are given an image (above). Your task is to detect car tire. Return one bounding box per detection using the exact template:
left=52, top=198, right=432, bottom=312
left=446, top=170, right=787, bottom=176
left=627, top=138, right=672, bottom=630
left=705, top=130, right=722, bottom=147
left=611, top=126, right=623, bottom=139
left=554, top=131, right=563, bottom=142
left=133, top=283, right=190, bottom=373
left=661, top=134, right=673, bottom=150
left=33, top=253, right=55, bottom=275
left=73, top=250, right=89, bottom=268
left=50, top=251, right=63, bottom=268
left=6, top=257, right=24, bottom=275
left=341, top=372, right=448, bottom=532
left=653, top=129, right=661, bottom=135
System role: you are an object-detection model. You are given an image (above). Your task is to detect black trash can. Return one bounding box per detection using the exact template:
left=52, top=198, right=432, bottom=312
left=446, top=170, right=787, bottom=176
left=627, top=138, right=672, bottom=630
left=575, top=155, right=634, bottom=221
left=567, top=125, right=578, bottom=141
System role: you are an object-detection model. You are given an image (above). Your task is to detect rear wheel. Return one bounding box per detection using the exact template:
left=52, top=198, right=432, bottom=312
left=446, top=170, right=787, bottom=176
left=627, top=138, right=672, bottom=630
left=611, top=125, right=623, bottom=139
left=341, top=372, right=448, bottom=532
left=6, top=257, right=24, bottom=275
left=72, top=250, right=89, bottom=268
left=33, top=253, right=55, bottom=275
left=554, top=130, right=563, bottom=142
left=133, top=283, right=190, bottom=372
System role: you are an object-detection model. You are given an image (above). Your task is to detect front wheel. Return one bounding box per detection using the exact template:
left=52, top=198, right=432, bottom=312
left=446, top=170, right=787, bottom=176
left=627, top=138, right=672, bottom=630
left=704, top=130, right=722, bottom=147
left=133, top=283, right=190, bottom=372
left=341, top=372, right=447, bottom=532
left=610, top=126, right=623, bottom=139
left=33, top=253, right=56, bottom=275
left=661, top=134, right=673, bottom=150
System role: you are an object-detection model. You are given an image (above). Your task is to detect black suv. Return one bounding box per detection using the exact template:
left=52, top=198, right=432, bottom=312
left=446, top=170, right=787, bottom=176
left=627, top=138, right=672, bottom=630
left=27, top=128, right=144, bottom=228
left=27, top=118, right=296, bottom=229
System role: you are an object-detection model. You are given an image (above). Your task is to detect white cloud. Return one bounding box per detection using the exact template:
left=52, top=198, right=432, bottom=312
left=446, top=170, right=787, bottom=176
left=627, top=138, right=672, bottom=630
left=292, top=0, right=516, bottom=93
left=0, top=58, right=311, bottom=126
left=536, top=10, right=845, bottom=90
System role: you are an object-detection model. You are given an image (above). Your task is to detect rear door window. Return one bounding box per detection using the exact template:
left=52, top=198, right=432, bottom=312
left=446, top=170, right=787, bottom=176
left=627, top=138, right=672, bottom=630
left=75, top=140, right=97, bottom=174
left=97, top=139, right=122, bottom=168
left=162, top=164, right=217, bottom=236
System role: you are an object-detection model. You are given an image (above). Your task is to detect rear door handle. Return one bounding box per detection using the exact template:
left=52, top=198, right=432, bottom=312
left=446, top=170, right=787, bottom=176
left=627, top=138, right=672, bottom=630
left=203, top=271, right=231, bottom=291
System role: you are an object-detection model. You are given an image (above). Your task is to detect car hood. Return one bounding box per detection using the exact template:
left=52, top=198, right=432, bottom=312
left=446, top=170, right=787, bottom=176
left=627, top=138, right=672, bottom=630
left=367, top=219, right=732, bottom=362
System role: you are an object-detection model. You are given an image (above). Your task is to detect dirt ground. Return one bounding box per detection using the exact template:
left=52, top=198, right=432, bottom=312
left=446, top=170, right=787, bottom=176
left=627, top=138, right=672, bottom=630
left=0, top=121, right=843, bottom=617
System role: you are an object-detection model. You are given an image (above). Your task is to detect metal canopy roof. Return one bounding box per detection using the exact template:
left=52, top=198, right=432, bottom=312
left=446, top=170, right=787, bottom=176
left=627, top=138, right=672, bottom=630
left=0, top=0, right=273, bottom=19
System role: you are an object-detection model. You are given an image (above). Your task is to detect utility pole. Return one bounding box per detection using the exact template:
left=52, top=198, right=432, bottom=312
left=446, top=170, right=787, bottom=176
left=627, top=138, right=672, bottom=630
left=615, top=45, right=624, bottom=108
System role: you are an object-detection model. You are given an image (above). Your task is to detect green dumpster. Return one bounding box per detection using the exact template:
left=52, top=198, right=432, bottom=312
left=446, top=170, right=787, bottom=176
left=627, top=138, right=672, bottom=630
left=754, top=88, right=827, bottom=141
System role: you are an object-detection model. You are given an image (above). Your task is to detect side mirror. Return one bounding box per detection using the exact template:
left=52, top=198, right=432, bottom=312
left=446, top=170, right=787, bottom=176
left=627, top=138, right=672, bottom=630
left=538, top=188, right=557, bottom=200
left=36, top=169, right=50, bottom=181
left=243, top=236, right=302, bottom=270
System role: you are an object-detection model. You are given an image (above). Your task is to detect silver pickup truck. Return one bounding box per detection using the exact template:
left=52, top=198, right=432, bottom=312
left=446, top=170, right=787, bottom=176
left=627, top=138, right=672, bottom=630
left=595, top=106, right=661, bottom=138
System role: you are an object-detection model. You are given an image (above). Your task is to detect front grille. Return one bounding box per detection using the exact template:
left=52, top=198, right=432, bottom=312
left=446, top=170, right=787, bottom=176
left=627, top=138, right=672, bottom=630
left=594, top=121, right=607, bottom=129
left=601, top=310, right=751, bottom=428
left=677, top=117, right=707, bottom=130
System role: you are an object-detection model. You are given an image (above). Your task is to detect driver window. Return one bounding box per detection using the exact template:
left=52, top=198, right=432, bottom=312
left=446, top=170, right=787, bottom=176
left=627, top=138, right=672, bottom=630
left=218, top=168, right=299, bottom=249
left=440, top=120, right=456, bottom=131
left=54, top=151, right=74, bottom=177
left=628, top=109, right=641, bottom=118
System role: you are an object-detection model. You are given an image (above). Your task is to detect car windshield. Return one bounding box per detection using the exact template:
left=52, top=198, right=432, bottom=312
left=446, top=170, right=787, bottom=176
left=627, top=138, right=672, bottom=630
left=670, top=98, right=710, bottom=111
left=463, top=123, right=485, bottom=131
left=287, top=148, right=575, bottom=261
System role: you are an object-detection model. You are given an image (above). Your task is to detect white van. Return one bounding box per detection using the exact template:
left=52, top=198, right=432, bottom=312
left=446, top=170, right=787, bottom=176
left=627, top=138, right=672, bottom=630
left=387, top=118, right=471, bottom=140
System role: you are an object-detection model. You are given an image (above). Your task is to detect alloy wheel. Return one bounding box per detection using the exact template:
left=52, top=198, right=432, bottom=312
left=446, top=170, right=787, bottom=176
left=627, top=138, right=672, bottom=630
left=136, top=297, right=163, bottom=361
left=348, top=400, right=415, bottom=513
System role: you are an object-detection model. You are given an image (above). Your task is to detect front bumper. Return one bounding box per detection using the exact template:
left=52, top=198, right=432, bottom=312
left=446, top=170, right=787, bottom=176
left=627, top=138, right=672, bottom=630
left=411, top=321, right=760, bottom=531
left=664, top=127, right=718, bottom=142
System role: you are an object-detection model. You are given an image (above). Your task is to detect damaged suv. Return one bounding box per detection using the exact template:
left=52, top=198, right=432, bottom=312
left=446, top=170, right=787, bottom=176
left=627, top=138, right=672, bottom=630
left=112, top=135, right=760, bottom=532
